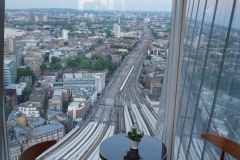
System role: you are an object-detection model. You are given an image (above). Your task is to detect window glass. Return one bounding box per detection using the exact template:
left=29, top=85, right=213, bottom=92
left=3, top=0, right=173, bottom=159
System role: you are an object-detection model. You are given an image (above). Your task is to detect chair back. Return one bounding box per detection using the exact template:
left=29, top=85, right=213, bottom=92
left=19, top=140, right=57, bottom=160
left=201, top=134, right=240, bottom=160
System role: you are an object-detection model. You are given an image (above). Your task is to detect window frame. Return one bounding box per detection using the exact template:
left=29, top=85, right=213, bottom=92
left=0, top=0, right=8, bottom=159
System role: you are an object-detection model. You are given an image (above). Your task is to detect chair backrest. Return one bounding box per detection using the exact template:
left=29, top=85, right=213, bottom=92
left=19, top=140, right=57, bottom=160
left=201, top=134, right=240, bottom=160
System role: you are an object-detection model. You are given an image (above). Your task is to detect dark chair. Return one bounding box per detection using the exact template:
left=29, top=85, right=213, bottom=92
left=201, top=134, right=240, bottom=160
left=19, top=140, right=57, bottom=160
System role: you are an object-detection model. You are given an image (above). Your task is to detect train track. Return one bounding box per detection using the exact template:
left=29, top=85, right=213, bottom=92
left=37, top=24, right=158, bottom=160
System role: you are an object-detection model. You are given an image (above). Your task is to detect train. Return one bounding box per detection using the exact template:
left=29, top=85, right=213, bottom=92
left=119, top=66, right=135, bottom=93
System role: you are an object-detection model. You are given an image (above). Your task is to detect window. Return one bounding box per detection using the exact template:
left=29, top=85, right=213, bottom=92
left=0, top=0, right=178, bottom=159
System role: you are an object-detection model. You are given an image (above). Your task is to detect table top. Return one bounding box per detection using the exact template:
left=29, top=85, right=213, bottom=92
left=99, top=134, right=167, bottom=160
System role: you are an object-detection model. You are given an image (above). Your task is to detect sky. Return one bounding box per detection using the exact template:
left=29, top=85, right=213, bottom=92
left=5, top=0, right=172, bottom=12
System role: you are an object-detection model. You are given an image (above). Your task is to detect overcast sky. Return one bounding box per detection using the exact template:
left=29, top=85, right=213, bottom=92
left=5, top=0, right=172, bottom=12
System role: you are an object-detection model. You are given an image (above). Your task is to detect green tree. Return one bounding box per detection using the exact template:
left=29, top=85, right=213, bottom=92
left=140, top=79, right=145, bottom=87
left=146, top=55, right=152, bottom=60
left=67, top=57, right=78, bottom=68
left=91, top=64, right=95, bottom=70
left=81, top=59, right=91, bottom=69
left=40, top=64, right=48, bottom=72
left=94, top=59, right=105, bottom=70
left=91, top=54, right=103, bottom=61
left=62, top=101, right=69, bottom=113
left=78, top=53, right=87, bottom=60
left=17, top=67, right=36, bottom=83
left=76, top=53, right=87, bottom=64
left=44, top=52, right=50, bottom=61
left=98, top=38, right=103, bottom=44
left=51, top=57, right=61, bottom=64
left=121, top=52, right=127, bottom=60
left=48, top=66, right=54, bottom=71
left=53, top=63, right=62, bottom=70
left=22, top=87, right=33, bottom=102
left=5, top=104, right=11, bottom=117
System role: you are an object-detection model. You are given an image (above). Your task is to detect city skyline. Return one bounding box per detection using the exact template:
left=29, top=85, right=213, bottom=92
left=5, top=0, right=172, bottom=12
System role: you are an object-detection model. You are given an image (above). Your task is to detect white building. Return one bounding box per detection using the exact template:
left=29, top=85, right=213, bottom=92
left=144, top=18, right=151, bottom=22
left=67, top=102, right=85, bottom=121
left=113, top=23, right=121, bottom=38
left=17, top=103, right=40, bottom=118
left=89, top=13, right=95, bottom=18
left=43, top=15, right=48, bottom=22
left=62, top=29, right=69, bottom=40
left=63, top=72, right=105, bottom=94
left=35, top=15, right=39, bottom=22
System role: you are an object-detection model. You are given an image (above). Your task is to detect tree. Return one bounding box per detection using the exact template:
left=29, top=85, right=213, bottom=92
left=5, top=104, right=11, bottom=117
left=98, top=38, right=103, bottom=44
left=121, top=52, right=127, bottom=60
left=81, top=59, right=91, bottom=69
left=17, top=67, right=36, bottom=83
left=44, top=52, right=50, bottom=61
left=62, top=101, right=69, bottom=113
left=67, top=57, right=77, bottom=68
left=94, top=59, right=105, bottom=70
left=53, top=63, right=62, bottom=70
left=48, top=66, right=54, bottom=71
left=78, top=53, right=87, bottom=60
left=40, top=64, right=48, bottom=72
left=22, top=87, right=32, bottom=102
left=146, top=55, right=152, bottom=60
left=91, top=54, right=103, bottom=61
left=104, top=58, right=112, bottom=70
left=51, top=57, right=61, bottom=64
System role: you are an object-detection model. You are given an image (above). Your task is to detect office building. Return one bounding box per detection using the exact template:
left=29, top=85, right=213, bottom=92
left=28, top=12, right=34, bottom=22
left=117, top=16, right=121, bottom=24
left=155, top=0, right=240, bottom=159
left=5, top=35, right=19, bottom=66
left=63, top=72, right=105, bottom=94
left=16, top=102, right=40, bottom=118
left=35, top=15, right=39, bottom=22
left=67, top=100, right=91, bottom=121
left=4, top=60, right=17, bottom=87
left=113, top=23, right=121, bottom=38
left=6, top=35, right=16, bottom=54
left=62, top=29, right=69, bottom=40
left=43, top=15, right=48, bottom=22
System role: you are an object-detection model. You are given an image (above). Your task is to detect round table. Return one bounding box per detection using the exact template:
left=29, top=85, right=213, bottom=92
left=99, top=134, right=167, bottom=160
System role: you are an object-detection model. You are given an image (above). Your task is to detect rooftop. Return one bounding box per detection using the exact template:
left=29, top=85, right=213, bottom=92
left=31, top=120, right=64, bottom=137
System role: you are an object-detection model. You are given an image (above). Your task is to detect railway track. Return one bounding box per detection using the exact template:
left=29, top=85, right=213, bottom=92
left=37, top=24, right=158, bottom=160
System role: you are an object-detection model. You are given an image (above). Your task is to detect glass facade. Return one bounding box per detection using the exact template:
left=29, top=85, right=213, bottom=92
left=156, top=0, right=240, bottom=159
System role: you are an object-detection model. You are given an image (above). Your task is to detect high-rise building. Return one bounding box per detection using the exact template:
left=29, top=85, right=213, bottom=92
left=62, top=29, right=69, bottom=40
left=35, top=15, right=39, bottom=22
left=4, top=60, right=17, bottom=87
left=5, top=35, right=19, bottom=66
left=155, top=0, right=240, bottom=159
left=117, top=16, right=121, bottom=24
left=66, top=12, right=70, bottom=18
left=6, top=35, right=15, bottom=54
left=43, top=15, right=48, bottom=22
left=113, top=23, right=121, bottom=38
left=28, top=12, right=34, bottom=22
left=84, top=13, right=88, bottom=18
